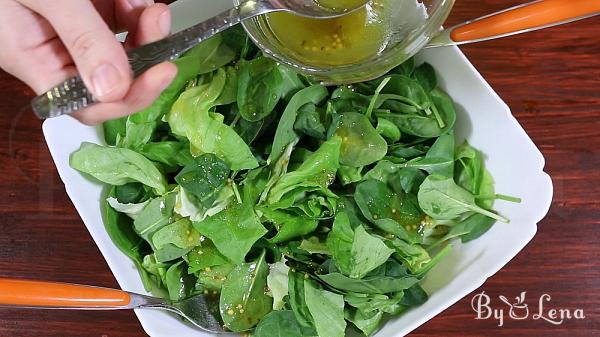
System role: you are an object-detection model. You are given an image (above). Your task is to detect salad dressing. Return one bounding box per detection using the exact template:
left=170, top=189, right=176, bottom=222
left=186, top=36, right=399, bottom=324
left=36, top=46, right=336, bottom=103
left=265, top=0, right=430, bottom=68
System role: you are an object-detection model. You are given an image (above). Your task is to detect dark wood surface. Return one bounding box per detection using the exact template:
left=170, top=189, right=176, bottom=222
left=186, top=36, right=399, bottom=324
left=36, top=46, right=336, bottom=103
left=1, top=0, right=599, bottom=336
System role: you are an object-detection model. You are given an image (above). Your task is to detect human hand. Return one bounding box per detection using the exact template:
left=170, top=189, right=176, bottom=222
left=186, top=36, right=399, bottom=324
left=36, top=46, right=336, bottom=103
left=0, top=0, right=178, bottom=125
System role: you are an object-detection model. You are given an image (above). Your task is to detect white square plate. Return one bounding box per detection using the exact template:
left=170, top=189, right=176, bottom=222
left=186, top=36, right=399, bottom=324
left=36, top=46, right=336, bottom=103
left=42, top=0, right=553, bottom=336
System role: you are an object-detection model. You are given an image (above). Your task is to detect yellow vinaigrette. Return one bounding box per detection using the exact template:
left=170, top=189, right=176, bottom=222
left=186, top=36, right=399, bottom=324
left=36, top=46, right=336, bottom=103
left=266, top=1, right=387, bottom=67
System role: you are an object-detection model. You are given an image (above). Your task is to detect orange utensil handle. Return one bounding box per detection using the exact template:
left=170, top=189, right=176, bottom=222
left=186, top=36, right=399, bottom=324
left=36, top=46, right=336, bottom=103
left=0, top=278, right=131, bottom=308
left=451, top=0, right=600, bottom=42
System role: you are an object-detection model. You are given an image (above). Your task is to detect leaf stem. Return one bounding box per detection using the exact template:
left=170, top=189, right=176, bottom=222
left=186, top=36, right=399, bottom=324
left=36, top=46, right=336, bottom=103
left=366, top=77, right=391, bottom=119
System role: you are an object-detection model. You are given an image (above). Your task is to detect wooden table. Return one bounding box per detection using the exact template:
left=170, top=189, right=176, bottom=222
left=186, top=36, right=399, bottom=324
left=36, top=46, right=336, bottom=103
left=1, top=1, right=598, bottom=336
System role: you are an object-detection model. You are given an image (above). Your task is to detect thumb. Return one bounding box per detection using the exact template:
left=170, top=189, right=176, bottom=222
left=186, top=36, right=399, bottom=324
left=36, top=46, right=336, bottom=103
left=19, top=0, right=132, bottom=102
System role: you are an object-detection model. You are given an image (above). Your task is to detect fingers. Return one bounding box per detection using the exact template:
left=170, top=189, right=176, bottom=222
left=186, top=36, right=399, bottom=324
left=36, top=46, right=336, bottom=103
left=19, top=0, right=132, bottom=102
left=135, top=3, right=171, bottom=45
left=113, top=0, right=152, bottom=47
left=71, top=62, right=177, bottom=125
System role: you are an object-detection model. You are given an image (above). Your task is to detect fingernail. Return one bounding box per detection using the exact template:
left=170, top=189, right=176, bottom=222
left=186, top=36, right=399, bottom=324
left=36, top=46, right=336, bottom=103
left=91, top=63, right=122, bottom=98
left=159, top=9, right=171, bottom=36
left=127, top=0, right=151, bottom=9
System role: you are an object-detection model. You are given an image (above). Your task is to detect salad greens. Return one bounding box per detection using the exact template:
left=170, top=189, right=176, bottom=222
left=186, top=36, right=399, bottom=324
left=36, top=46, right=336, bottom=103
left=71, top=27, right=517, bottom=336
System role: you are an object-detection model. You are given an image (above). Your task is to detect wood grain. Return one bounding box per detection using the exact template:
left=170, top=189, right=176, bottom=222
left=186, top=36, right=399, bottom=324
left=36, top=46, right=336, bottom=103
left=0, top=1, right=599, bottom=336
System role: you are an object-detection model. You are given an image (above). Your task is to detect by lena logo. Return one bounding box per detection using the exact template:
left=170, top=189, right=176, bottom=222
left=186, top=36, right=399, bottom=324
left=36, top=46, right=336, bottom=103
left=471, top=291, right=585, bottom=327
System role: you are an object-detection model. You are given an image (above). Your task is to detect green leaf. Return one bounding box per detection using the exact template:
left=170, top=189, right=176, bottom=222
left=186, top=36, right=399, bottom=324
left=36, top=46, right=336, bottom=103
left=102, top=188, right=154, bottom=292
left=318, top=272, right=417, bottom=294
left=262, top=208, right=319, bottom=244
left=267, top=261, right=290, bottom=310
left=269, top=85, right=329, bottom=163
left=459, top=213, right=496, bottom=243
left=139, top=141, right=193, bottom=168
left=194, top=202, right=267, bottom=263
left=350, top=226, right=394, bottom=279
left=288, top=271, right=314, bottom=327
left=376, top=117, right=401, bottom=143
left=319, top=263, right=419, bottom=294
left=70, top=142, right=167, bottom=195
left=175, top=154, right=230, bottom=208
left=335, top=112, right=387, bottom=167
left=219, top=251, right=273, bottom=332
left=237, top=57, right=284, bottom=121
left=165, top=261, right=196, bottom=301
left=106, top=197, right=149, bottom=220
left=326, top=212, right=354, bottom=275
left=152, top=218, right=200, bottom=250
left=268, top=136, right=341, bottom=203
left=345, top=307, right=382, bottom=336
left=114, top=183, right=151, bottom=204
left=254, top=310, right=316, bottom=337
left=119, top=35, right=235, bottom=149
left=294, top=104, right=327, bottom=140
left=417, top=175, right=508, bottom=222
left=304, top=280, right=346, bottom=337
left=195, top=263, right=235, bottom=291
left=300, top=237, right=331, bottom=255
left=187, top=240, right=229, bottom=273
left=354, top=179, right=424, bottom=230
left=103, top=117, right=127, bottom=146
left=174, top=185, right=234, bottom=222
left=167, top=68, right=258, bottom=170
left=412, top=63, right=437, bottom=92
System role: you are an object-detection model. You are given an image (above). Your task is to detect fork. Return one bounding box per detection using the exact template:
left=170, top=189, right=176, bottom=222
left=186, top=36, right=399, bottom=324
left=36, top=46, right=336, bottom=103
left=0, top=278, right=229, bottom=334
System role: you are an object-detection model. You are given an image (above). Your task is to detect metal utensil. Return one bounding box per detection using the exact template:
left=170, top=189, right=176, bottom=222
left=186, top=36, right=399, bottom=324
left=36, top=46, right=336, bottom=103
left=0, top=278, right=229, bottom=334
left=31, top=0, right=368, bottom=119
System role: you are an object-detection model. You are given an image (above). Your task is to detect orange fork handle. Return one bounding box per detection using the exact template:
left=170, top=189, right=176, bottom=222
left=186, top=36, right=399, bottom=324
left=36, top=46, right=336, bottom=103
left=0, top=278, right=131, bottom=308
left=451, top=0, right=600, bottom=42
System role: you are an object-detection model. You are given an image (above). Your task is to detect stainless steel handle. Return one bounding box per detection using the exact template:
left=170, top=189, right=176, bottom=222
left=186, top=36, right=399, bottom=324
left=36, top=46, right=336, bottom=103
left=31, top=1, right=274, bottom=119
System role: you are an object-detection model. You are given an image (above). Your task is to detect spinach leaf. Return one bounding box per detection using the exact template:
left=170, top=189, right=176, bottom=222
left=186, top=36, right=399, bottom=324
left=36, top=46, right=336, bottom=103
left=262, top=208, right=319, bottom=244
left=139, top=141, right=193, bottom=168
left=350, top=226, right=394, bottom=279
left=294, top=104, right=327, bottom=140
left=103, top=117, right=127, bottom=146
left=304, top=280, right=346, bottom=337
left=237, top=57, right=284, bottom=121
left=152, top=218, right=200, bottom=250
left=165, top=261, right=196, bottom=301
left=326, top=212, right=355, bottom=275
left=70, top=142, right=167, bottom=195
left=187, top=240, right=229, bottom=273
left=268, top=136, right=341, bottom=204
left=376, top=117, right=401, bottom=143
left=106, top=197, right=149, bottom=220
left=175, top=154, right=230, bottom=208
left=167, top=68, right=258, bottom=170
left=195, top=263, right=235, bottom=291
left=266, top=261, right=290, bottom=310
left=103, top=188, right=154, bottom=292
left=319, top=272, right=419, bottom=294
left=412, top=62, right=437, bottom=92
left=300, top=237, right=331, bottom=255
left=335, top=112, right=387, bottom=167
left=288, top=271, right=314, bottom=327
left=417, top=175, right=508, bottom=222
left=354, top=179, right=424, bottom=229
left=134, top=193, right=192, bottom=262
left=119, top=36, right=235, bottom=149
left=269, top=85, right=329, bottom=163
left=115, top=182, right=151, bottom=204
left=345, top=307, right=382, bottom=336
left=220, top=251, right=273, bottom=332
left=174, top=185, right=234, bottom=222
left=254, top=310, right=316, bottom=337
left=194, top=202, right=267, bottom=263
